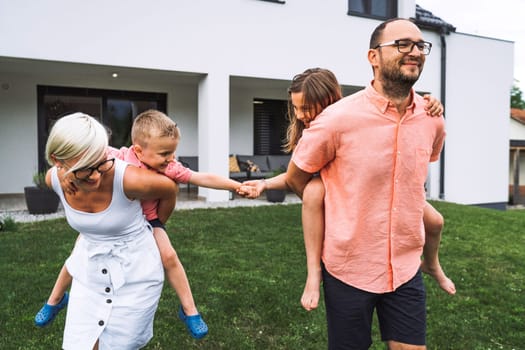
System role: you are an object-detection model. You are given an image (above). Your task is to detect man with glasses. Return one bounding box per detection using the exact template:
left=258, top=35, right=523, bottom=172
left=287, top=18, right=445, bottom=349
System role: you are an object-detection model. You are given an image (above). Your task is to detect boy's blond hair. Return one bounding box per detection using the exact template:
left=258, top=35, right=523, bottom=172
left=131, top=110, right=180, bottom=147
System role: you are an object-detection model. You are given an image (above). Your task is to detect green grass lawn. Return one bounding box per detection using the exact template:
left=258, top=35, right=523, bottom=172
left=0, top=201, right=524, bottom=349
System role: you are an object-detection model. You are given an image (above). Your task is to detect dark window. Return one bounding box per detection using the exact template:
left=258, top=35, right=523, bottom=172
left=256, top=0, right=285, bottom=4
left=253, top=99, right=288, bottom=155
left=348, top=0, right=397, bottom=20
left=37, top=85, right=166, bottom=171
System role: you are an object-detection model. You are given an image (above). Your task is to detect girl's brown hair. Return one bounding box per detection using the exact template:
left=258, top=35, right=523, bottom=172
left=284, top=68, right=342, bottom=153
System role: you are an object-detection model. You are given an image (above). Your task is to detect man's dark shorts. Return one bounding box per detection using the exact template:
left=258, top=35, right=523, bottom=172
left=322, top=265, right=426, bottom=349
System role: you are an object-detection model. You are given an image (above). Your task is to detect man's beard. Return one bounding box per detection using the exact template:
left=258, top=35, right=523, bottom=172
left=379, top=56, right=422, bottom=99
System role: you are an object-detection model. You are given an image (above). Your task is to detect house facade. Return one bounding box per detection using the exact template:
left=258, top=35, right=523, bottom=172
left=0, top=0, right=513, bottom=208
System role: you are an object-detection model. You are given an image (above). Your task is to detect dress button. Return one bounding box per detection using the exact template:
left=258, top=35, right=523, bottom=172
left=106, top=299, right=112, bottom=304
left=99, top=320, right=104, bottom=326
left=105, top=287, right=111, bottom=293
left=102, top=268, right=107, bottom=274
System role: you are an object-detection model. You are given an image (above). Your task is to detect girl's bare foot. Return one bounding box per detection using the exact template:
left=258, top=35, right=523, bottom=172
left=421, top=260, right=456, bottom=295
left=301, top=272, right=322, bottom=311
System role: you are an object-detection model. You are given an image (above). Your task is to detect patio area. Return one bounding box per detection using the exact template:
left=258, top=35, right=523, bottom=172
left=0, top=188, right=301, bottom=223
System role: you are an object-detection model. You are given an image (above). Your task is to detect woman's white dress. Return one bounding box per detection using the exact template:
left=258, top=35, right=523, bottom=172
left=51, top=159, right=164, bottom=350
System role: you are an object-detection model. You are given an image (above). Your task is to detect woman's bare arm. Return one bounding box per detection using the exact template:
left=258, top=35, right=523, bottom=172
left=123, top=165, right=177, bottom=201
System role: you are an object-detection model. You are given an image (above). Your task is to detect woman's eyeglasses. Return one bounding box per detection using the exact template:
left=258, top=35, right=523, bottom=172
left=67, top=158, right=115, bottom=180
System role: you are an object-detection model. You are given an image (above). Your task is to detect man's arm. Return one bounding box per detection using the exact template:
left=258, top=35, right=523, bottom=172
left=285, top=161, right=314, bottom=200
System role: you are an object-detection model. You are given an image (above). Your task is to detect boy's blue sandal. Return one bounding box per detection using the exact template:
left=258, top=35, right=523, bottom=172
left=34, top=292, right=69, bottom=327
left=178, top=305, right=208, bottom=339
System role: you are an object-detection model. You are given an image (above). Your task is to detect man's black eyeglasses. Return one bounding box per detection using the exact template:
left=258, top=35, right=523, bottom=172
left=375, top=39, right=432, bottom=55
left=70, top=158, right=115, bottom=180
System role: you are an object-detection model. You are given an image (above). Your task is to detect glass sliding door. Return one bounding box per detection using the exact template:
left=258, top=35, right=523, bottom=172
left=37, top=85, right=167, bottom=170
left=106, top=99, right=158, bottom=148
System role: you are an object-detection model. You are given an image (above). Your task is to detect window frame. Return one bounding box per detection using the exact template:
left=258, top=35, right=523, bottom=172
left=347, top=0, right=398, bottom=20
left=256, top=0, right=285, bottom=4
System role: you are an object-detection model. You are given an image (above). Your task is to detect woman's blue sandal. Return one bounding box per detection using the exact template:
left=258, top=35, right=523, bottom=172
left=178, top=305, right=208, bottom=339
left=34, top=292, right=69, bottom=327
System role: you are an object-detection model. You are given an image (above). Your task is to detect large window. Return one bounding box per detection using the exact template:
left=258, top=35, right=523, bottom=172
left=253, top=98, right=288, bottom=155
left=348, top=0, right=397, bottom=20
left=37, top=85, right=166, bottom=171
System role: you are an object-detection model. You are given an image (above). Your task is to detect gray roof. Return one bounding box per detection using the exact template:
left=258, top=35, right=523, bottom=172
left=413, top=4, right=456, bottom=34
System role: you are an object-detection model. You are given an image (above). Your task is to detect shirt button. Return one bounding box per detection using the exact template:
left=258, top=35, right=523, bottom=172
left=105, top=287, right=111, bottom=293
left=106, top=299, right=112, bottom=304
left=99, top=320, right=104, bottom=326
left=101, top=268, right=107, bottom=274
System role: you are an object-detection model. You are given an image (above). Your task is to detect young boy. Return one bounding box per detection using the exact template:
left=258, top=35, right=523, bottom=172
left=35, top=110, right=252, bottom=339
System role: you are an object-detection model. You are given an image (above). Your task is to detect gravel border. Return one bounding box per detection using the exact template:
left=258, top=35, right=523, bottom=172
left=0, top=194, right=302, bottom=223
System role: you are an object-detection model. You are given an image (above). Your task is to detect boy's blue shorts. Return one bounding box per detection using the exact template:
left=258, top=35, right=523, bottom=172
left=148, top=218, right=166, bottom=231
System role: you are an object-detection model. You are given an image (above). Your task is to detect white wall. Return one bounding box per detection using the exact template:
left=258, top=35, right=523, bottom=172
left=0, top=75, right=39, bottom=193
left=444, top=33, right=513, bottom=206
left=0, top=0, right=374, bottom=86
left=0, top=0, right=515, bottom=206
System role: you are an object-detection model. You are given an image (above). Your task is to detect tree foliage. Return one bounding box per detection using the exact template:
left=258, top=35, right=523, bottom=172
left=511, top=83, right=525, bottom=109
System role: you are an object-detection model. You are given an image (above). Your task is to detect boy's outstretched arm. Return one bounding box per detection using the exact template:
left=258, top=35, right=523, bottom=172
left=188, top=171, right=241, bottom=192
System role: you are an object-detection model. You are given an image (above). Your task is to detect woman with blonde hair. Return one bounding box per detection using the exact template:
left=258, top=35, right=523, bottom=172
left=44, top=112, right=176, bottom=349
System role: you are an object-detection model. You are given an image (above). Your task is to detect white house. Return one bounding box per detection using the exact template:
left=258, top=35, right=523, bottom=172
left=0, top=0, right=513, bottom=208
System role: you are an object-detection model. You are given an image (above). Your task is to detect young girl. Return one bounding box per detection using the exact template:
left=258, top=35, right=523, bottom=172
left=241, top=68, right=455, bottom=311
